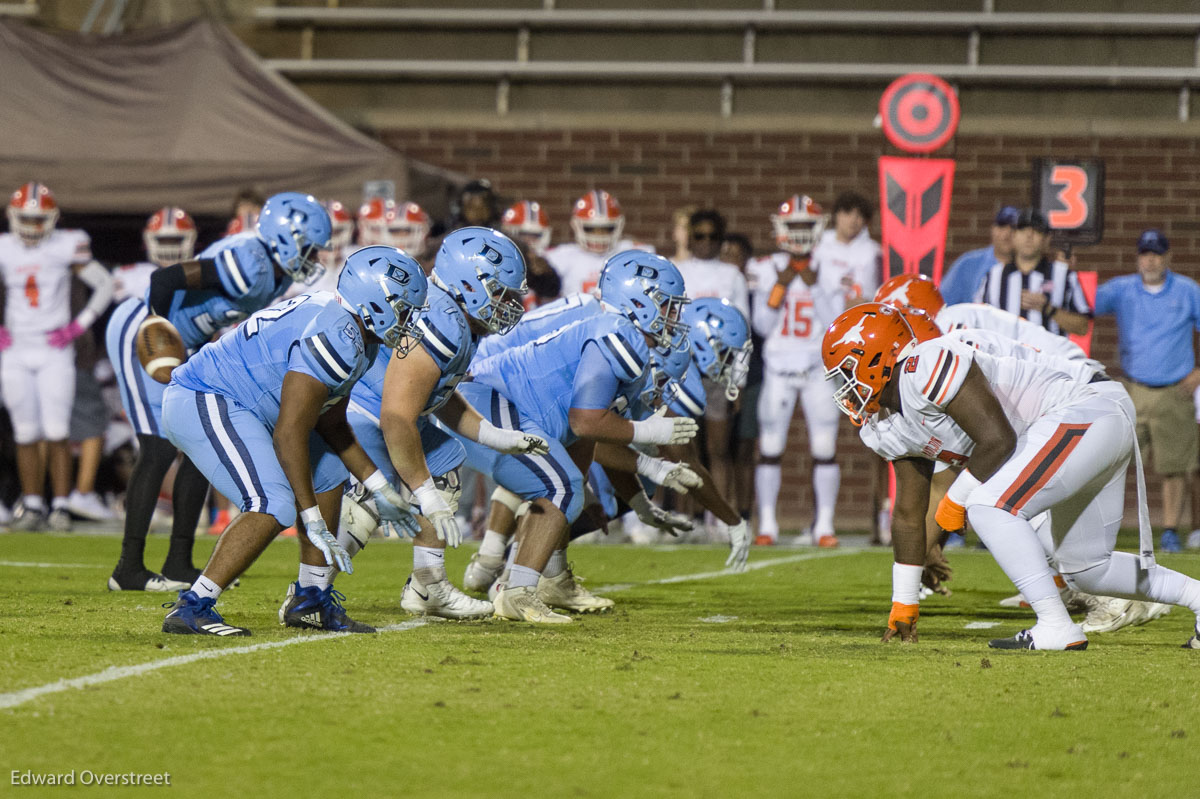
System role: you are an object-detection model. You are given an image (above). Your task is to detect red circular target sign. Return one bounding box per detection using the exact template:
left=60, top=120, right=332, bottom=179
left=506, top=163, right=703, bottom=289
left=880, top=73, right=960, bottom=154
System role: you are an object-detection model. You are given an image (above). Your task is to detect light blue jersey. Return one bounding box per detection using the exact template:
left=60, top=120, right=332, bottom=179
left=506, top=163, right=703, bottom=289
left=474, top=292, right=599, bottom=361
left=471, top=313, right=649, bottom=445
left=158, top=232, right=292, bottom=350
left=171, top=292, right=372, bottom=428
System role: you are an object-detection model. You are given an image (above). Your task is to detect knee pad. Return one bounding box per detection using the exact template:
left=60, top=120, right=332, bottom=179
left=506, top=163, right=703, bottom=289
left=11, top=421, right=40, bottom=446
left=491, top=485, right=524, bottom=514
left=340, top=481, right=381, bottom=548
left=810, top=429, right=838, bottom=462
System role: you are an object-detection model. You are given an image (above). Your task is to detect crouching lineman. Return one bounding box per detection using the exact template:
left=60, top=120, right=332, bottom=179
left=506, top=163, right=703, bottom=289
left=822, top=303, right=1200, bottom=650
left=321, top=227, right=549, bottom=621
left=160, top=248, right=429, bottom=636
left=107, top=192, right=332, bottom=591
left=453, top=252, right=698, bottom=622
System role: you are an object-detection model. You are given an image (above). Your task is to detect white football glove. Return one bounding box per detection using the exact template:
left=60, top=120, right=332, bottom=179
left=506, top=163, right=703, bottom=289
left=299, top=507, right=353, bottom=574
left=629, top=491, right=693, bottom=537
left=477, top=419, right=551, bottom=455
left=725, top=519, right=750, bottom=573
left=635, top=452, right=702, bottom=494
left=631, top=407, right=699, bottom=446
left=363, top=470, right=421, bottom=538
left=412, top=477, right=462, bottom=547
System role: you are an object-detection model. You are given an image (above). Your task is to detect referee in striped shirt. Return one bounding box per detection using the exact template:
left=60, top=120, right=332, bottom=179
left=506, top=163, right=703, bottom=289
left=973, top=208, right=1091, bottom=336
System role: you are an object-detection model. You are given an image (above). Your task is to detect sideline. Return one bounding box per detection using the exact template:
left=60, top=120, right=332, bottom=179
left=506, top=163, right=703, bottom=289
left=0, top=561, right=107, bottom=569
left=0, top=550, right=863, bottom=711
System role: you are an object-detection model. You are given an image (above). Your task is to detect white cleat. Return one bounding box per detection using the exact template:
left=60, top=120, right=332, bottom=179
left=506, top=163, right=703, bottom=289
left=463, top=552, right=506, bottom=594
left=66, top=490, right=116, bottom=522
left=107, top=573, right=191, bottom=592
left=488, top=569, right=510, bottom=603
left=47, top=508, right=71, bottom=532
left=492, top=584, right=573, bottom=624
left=1081, top=597, right=1171, bottom=633
left=989, top=622, right=1088, bottom=651
left=537, top=567, right=614, bottom=613
left=1183, top=623, right=1200, bottom=649
left=400, top=574, right=493, bottom=620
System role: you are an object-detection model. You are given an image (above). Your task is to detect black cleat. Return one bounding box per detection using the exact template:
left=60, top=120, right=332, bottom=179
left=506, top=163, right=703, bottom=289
left=279, top=581, right=375, bottom=633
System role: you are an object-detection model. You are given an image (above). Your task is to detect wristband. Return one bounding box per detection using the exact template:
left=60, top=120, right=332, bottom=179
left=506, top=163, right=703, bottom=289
left=887, top=601, right=920, bottom=631
left=299, top=506, right=323, bottom=526
left=363, top=470, right=389, bottom=493
left=412, top=477, right=441, bottom=507
left=945, top=469, right=981, bottom=507
left=75, top=309, right=97, bottom=330
left=767, top=283, right=788, bottom=311
left=891, top=562, right=923, bottom=605
left=934, top=497, right=966, bottom=532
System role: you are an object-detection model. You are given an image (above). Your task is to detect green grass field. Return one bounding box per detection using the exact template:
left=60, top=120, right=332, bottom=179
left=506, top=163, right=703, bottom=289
left=2, top=532, right=1199, bottom=798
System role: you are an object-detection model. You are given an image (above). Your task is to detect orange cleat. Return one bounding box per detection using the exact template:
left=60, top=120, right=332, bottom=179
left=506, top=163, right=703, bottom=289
left=754, top=534, right=776, bottom=546
left=817, top=534, right=840, bottom=548
left=280, top=526, right=297, bottom=538
left=207, top=509, right=231, bottom=536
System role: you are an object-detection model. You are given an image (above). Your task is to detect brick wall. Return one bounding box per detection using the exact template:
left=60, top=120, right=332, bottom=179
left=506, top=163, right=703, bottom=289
left=382, top=126, right=1200, bottom=531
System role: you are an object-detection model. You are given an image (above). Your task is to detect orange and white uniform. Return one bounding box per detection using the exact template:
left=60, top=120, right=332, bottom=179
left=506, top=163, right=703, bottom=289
left=546, top=239, right=654, bottom=298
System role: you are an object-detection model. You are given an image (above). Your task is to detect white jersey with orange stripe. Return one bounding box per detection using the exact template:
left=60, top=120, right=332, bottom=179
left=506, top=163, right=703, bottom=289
left=861, top=337, right=1095, bottom=466
left=546, top=239, right=655, bottom=298
left=0, top=229, right=92, bottom=342
left=935, top=302, right=1087, bottom=362
left=748, top=251, right=846, bottom=373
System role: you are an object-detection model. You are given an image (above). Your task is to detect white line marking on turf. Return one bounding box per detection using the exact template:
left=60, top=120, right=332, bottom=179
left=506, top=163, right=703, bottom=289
left=699, top=615, right=738, bottom=623
left=594, top=549, right=862, bottom=593
left=964, top=622, right=1002, bottom=630
left=0, top=561, right=106, bottom=569
left=0, top=619, right=430, bottom=711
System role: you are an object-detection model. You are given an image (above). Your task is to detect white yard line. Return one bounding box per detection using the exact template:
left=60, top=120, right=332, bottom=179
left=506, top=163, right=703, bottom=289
left=0, top=561, right=107, bottom=569
left=594, top=549, right=862, bottom=593
left=0, top=619, right=430, bottom=711
left=1, top=549, right=863, bottom=712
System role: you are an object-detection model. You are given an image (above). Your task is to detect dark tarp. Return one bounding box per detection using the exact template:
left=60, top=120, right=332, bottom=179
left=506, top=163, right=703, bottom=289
left=0, top=18, right=460, bottom=219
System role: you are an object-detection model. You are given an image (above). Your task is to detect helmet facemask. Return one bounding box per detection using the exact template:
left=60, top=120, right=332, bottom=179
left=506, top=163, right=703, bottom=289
left=281, top=219, right=326, bottom=285
left=7, top=207, right=57, bottom=247
left=772, top=214, right=827, bottom=256
left=637, top=287, right=690, bottom=352
left=473, top=270, right=526, bottom=335
left=827, top=354, right=882, bottom=427
left=369, top=276, right=426, bottom=356
left=572, top=217, right=624, bottom=255
left=639, top=361, right=677, bottom=411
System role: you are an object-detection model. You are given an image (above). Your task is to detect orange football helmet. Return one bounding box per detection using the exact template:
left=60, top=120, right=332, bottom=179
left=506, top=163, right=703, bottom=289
left=143, top=206, right=197, bottom=267
left=571, top=189, right=624, bottom=254
left=895, top=306, right=941, bottom=343
left=357, top=198, right=430, bottom=254
left=225, top=210, right=257, bottom=237
left=821, top=303, right=915, bottom=426
left=8, top=182, right=59, bottom=246
left=771, top=194, right=826, bottom=256
left=873, top=273, right=945, bottom=318
left=502, top=200, right=551, bottom=254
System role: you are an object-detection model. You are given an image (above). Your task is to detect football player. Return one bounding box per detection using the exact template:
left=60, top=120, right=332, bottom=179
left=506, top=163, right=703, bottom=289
left=501, top=200, right=562, bottom=307
left=105, top=192, right=332, bottom=591
left=545, top=190, right=654, bottom=297
left=823, top=303, right=1200, bottom=650
left=749, top=193, right=878, bottom=547
left=0, top=182, right=114, bottom=531
left=357, top=198, right=431, bottom=259
left=160, top=247, right=427, bottom=636
left=285, top=200, right=354, bottom=298
left=318, top=227, right=548, bottom=622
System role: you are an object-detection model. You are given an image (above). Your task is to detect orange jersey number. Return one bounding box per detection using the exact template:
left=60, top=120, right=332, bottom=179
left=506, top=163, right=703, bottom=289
left=779, top=299, right=813, bottom=338
left=24, top=274, right=39, bottom=308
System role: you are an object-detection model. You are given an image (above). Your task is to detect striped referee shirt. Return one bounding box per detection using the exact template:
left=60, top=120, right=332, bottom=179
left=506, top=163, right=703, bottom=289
left=973, top=257, right=1092, bottom=336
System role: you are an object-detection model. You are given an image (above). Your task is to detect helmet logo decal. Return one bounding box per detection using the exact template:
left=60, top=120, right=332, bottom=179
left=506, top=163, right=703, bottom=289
left=834, top=317, right=868, bottom=347
left=478, top=243, right=503, bottom=265
left=633, top=264, right=659, bottom=280
left=879, top=283, right=910, bottom=305
left=384, top=264, right=412, bottom=285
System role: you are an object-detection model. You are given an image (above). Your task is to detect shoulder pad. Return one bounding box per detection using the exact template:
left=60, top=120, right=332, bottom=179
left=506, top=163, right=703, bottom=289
left=416, top=290, right=470, bottom=368
left=297, top=306, right=366, bottom=386
left=901, top=340, right=974, bottom=411
left=589, top=314, right=649, bottom=382
left=668, top=364, right=707, bottom=418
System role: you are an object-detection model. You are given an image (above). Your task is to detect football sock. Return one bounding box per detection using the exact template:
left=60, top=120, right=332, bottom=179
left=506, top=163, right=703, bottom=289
left=479, top=529, right=509, bottom=559
left=812, top=462, right=840, bottom=536
left=22, top=494, right=44, bottom=512
left=1067, top=552, right=1200, bottom=615
left=413, top=546, right=446, bottom=582
left=191, top=575, right=222, bottom=600
left=51, top=496, right=68, bottom=511
left=543, top=548, right=567, bottom=579
left=163, top=457, right=206, bottom=576
left=116, top=434, right=178, bottom=575
left=508, top=564, right=541, bottom=590
left=755, top=463, right=781, bottom=538
left=298, top=564, right=333, bottom=590
left=968, top=505, right=1072, bottom=628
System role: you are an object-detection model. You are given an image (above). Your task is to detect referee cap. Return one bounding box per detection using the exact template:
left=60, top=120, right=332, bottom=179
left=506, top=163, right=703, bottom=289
left=1137, top=229, right=1169, bottom=255
left=1015, top=208, right=1049, bottom=233
left=993, top=205, right=1020, bottom=227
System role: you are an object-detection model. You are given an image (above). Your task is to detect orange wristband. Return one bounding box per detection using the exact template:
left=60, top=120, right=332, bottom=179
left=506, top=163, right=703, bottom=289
left=767, top=283, right=788, bottom=310
left=934, top=495, right=966, bottom=532
left=887, top=601, right=919, bottom=631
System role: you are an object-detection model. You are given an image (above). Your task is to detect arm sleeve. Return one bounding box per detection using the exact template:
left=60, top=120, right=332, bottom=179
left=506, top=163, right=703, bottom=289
left=147, top=260, right=221, bottom=317
left=571, top=341, right=622, bottom=410
left=73, top=261, right=114, bottom=329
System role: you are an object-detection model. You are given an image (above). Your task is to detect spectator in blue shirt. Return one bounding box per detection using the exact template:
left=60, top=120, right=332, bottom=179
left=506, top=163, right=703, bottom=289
left=1095, top=229, right=1200, bottom=552
left=939, top=205, right=1018, bottom=304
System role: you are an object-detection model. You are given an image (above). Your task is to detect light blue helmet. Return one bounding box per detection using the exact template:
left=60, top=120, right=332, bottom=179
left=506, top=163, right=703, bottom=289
left=257, top=192, right=332, bottom=285
left=337, top=246, right=429, bottom=355
left=642, top=345, right=691, bottom=411
left=433, top=226, right=528, bottom=335
left=684, top=298, right=752, bottom=401
left=598, top=250, right=690, bottom=353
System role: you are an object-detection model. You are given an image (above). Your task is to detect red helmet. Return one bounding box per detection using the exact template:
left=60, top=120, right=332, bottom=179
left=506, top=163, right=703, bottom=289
left=571, top=190, right=624, bottom=254
left=225, top=210, right=258, bottom=237
left=771, top=194, right=826, bottom=256
left=502, top=200, right=551, bottom=254
left=143, top=206, right=197, bottom=267
left=8, top=182, right=59, bottom=246
left=821, top=302, right=915, bottom=426
left=874, top=273, right=946, bottom=318
left=324, top=200, right=354, bottom=253
left=357, top=198, right=430, bottom=254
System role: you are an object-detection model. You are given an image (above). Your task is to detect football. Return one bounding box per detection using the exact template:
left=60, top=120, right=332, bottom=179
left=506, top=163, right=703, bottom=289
left=136, top=315, right=185, bottom=384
